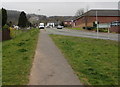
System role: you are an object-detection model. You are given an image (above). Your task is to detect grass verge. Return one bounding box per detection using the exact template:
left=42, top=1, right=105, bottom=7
left=50, top=34, right=118, bottom=86
left=0, top=29, right=1, bottom=85
left=2, top=28, right=39, bottom=85
left=66, top=27, right=83, bottom=30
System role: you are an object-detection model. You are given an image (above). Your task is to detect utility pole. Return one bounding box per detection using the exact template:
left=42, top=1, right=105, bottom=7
left=38, top=9, right=40, bottom=15
left=38, top=9, right=40, bottom=26
left=96, top=10, right=99, bottom=38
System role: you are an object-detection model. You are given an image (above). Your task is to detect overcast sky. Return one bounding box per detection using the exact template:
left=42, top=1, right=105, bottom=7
left=1, top=0, right=120, bottom=2
left=1, top=0, right=119, bottom=16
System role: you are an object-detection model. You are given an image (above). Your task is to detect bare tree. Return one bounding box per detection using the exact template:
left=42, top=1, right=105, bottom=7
left=84, top=6, right=89, bottom=29
left=75, top=8, right=84, bottom=18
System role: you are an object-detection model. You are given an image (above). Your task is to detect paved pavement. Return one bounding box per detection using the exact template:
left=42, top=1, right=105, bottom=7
left=46, top=28, right=119, bottom=41
left=29, top=29, right=82, bottom=85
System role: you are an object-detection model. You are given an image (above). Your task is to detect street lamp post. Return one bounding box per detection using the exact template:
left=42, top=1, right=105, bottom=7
left=96, top=10, right=99, bottom=38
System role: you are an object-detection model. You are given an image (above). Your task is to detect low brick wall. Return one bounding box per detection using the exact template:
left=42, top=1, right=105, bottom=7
left=110, top=26, right=120, bottom=33
left=2, top=29, right=11, bottom=41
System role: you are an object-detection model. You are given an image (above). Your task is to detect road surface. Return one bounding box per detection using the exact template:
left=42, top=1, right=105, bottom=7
left=46, top=28, right=119, bottom=41
left=29, top=29, right=82, bottom=85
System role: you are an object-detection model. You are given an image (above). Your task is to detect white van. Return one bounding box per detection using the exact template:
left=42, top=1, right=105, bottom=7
left=39, top=23, right=45, bottom=29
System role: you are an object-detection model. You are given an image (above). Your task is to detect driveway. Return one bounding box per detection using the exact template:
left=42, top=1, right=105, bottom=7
left=29, top=29, right=82, bottom=85
left=46, top=28, right=119, bottom=41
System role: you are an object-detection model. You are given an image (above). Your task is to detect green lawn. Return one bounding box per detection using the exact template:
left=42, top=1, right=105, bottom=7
left=50, top=35, right=118, bottom=86
left=2, top=28, right=39, bottom=85
left=0, top=42, right=1, bottom=86
left=66, top=27, right=83, bottom=30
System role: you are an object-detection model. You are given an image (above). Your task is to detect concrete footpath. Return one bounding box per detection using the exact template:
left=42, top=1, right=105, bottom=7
left=29, top=29, right=82, bottom=85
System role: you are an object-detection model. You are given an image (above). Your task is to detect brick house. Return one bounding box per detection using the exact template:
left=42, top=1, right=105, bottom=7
left=72, top=10, right=120, bottom=33
left=64, top=18, right=74, bottom=27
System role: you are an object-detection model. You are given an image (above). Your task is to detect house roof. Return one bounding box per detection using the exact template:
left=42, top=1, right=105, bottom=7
left=84, top=10, right=120, bottom=17
left=74, top=9, right=120, bottom=21
left=64, top=17, right=76, bottom=22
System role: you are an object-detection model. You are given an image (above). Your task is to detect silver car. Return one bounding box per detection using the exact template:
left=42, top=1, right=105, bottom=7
left=57, top=25, right=63, bottom=29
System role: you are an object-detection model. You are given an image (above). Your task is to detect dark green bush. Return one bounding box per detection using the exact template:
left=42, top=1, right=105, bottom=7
left=82, top=27, right=95, bottom=30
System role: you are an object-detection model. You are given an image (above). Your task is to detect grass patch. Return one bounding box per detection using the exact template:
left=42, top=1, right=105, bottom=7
left=0, top=42, right=2, bottom=86
left=2, top=28, right=39, bottom=85
left=66, top=27, right=83, bottom=30
left=50, top=35, right=118, bottom=86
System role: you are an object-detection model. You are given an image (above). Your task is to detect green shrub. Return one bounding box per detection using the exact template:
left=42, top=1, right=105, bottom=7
left=10, top=29, right=23, bottom=39
left=2, top=24, right=11, bottom=41
left=2, top=24, right=9, bottom=30
left=99, top=28, right=108, bottom=32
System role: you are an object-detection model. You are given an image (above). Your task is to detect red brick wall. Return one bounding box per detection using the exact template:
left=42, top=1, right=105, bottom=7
left=74, top=16, right=85, bottom=27
left=110, top=26, right=120, bottom=33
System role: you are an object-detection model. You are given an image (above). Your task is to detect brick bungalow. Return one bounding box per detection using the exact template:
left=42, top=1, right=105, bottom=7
left=72, top=9, right=120, bottom=33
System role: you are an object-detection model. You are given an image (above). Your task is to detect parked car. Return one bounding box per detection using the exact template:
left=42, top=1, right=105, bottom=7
left=111, top=21, right=120, bottom=26
left=57, top=25, right=63, bottom=29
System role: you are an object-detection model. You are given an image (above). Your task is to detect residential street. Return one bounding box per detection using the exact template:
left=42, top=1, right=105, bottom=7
left=29, top=29, right=82, bottom=85
left=46, top=28, right=119, bottom=41
left=2, top=1, right=119, bottom=85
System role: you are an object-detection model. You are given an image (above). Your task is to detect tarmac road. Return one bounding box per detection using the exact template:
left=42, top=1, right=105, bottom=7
left=46, top=28, right=119, bottom=41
